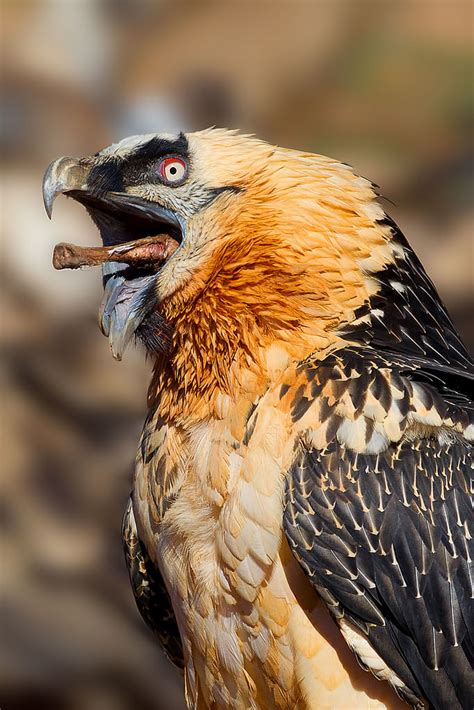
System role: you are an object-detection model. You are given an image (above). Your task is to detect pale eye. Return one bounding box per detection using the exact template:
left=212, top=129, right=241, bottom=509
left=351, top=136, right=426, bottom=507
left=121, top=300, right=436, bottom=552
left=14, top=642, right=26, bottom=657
left=159, top=157, right=187, bottom=184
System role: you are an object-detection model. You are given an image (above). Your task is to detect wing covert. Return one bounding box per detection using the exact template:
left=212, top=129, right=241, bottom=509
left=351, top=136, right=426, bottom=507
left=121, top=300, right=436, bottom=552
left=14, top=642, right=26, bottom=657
left=283, top=349, right=474, bottom=710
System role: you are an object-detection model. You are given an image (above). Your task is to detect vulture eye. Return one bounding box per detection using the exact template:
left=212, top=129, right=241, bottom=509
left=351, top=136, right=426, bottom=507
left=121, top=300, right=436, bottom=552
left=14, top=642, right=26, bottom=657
left=158, top=157, right=187, bottom=184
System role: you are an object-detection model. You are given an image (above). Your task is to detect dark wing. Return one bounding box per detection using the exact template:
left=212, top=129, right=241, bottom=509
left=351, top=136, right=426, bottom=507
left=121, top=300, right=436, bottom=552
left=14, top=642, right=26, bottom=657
left=122, top=497, right=183, bottom=668
left=340, top=216, right=472, bottom=375
left=284, top=348, right=474, bottom=710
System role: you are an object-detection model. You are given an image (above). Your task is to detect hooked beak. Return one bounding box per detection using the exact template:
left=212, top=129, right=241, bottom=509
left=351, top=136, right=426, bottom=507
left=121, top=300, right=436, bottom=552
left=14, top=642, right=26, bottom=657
left=42, top=157, right=91, bottom=218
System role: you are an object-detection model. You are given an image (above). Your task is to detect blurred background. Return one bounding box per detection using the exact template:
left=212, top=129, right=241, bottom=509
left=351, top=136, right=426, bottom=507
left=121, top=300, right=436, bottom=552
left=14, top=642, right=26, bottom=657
left=1, top=1, right=473, bottom=709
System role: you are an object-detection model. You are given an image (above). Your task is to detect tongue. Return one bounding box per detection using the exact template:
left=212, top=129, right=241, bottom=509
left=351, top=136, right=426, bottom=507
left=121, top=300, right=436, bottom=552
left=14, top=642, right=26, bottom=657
left=99, top=266, right=157, bottom=360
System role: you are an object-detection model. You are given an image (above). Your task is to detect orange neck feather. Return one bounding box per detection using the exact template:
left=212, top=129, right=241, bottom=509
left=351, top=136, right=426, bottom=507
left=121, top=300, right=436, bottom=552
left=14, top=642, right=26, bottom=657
left=149, top=236, right=344, bottom=421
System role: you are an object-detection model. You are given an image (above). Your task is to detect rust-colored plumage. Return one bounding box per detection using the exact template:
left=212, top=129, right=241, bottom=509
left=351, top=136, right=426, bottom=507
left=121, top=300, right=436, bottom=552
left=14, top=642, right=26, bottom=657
left=44, top=129, right=473, bottom=710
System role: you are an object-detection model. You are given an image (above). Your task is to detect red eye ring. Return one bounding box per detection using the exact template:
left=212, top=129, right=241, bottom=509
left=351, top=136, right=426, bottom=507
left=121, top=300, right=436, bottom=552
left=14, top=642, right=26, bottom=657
left=158, top=156, right=187, bottom=184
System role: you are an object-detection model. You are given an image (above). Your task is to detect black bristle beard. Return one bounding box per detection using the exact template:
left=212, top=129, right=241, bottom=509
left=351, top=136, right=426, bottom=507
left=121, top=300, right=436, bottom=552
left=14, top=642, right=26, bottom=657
left=136, top=310, right=174, bottom=356
left=134, top=276, right=174, bottom=356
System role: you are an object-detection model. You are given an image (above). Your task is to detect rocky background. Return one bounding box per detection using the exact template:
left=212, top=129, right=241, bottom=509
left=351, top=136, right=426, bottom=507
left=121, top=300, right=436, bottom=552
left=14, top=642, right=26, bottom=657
left=1, top=1, right=472, bottom=709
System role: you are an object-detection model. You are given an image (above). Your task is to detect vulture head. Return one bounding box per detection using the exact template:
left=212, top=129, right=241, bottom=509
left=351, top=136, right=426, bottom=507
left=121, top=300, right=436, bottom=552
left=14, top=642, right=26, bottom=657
left=43, top=128, right=402, bottom=404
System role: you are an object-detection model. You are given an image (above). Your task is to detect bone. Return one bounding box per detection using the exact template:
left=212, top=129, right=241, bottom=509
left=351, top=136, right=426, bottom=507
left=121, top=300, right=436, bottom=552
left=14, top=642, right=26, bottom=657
left=53, top=234, right=179, bottom=270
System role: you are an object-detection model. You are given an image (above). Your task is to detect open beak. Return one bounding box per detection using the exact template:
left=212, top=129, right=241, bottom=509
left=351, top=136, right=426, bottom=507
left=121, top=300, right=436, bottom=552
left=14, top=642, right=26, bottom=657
left=43, top=156, right=183, bottom=360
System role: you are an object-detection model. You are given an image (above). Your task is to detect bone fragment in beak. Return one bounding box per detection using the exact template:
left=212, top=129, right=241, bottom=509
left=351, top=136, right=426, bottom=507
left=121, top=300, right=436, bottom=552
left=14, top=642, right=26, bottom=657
left=53, top=234, right=179, bottom=270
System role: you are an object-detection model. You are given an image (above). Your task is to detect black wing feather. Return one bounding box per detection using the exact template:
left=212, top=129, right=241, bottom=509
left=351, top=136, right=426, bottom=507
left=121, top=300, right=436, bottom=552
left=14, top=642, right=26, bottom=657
left=284, top=433, right=473, bottom=709
left=287, top=229, right=474, bottom=709
left=341, top=216, right=472, bottom=376
left=122, top=497, right=184, bottom=668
